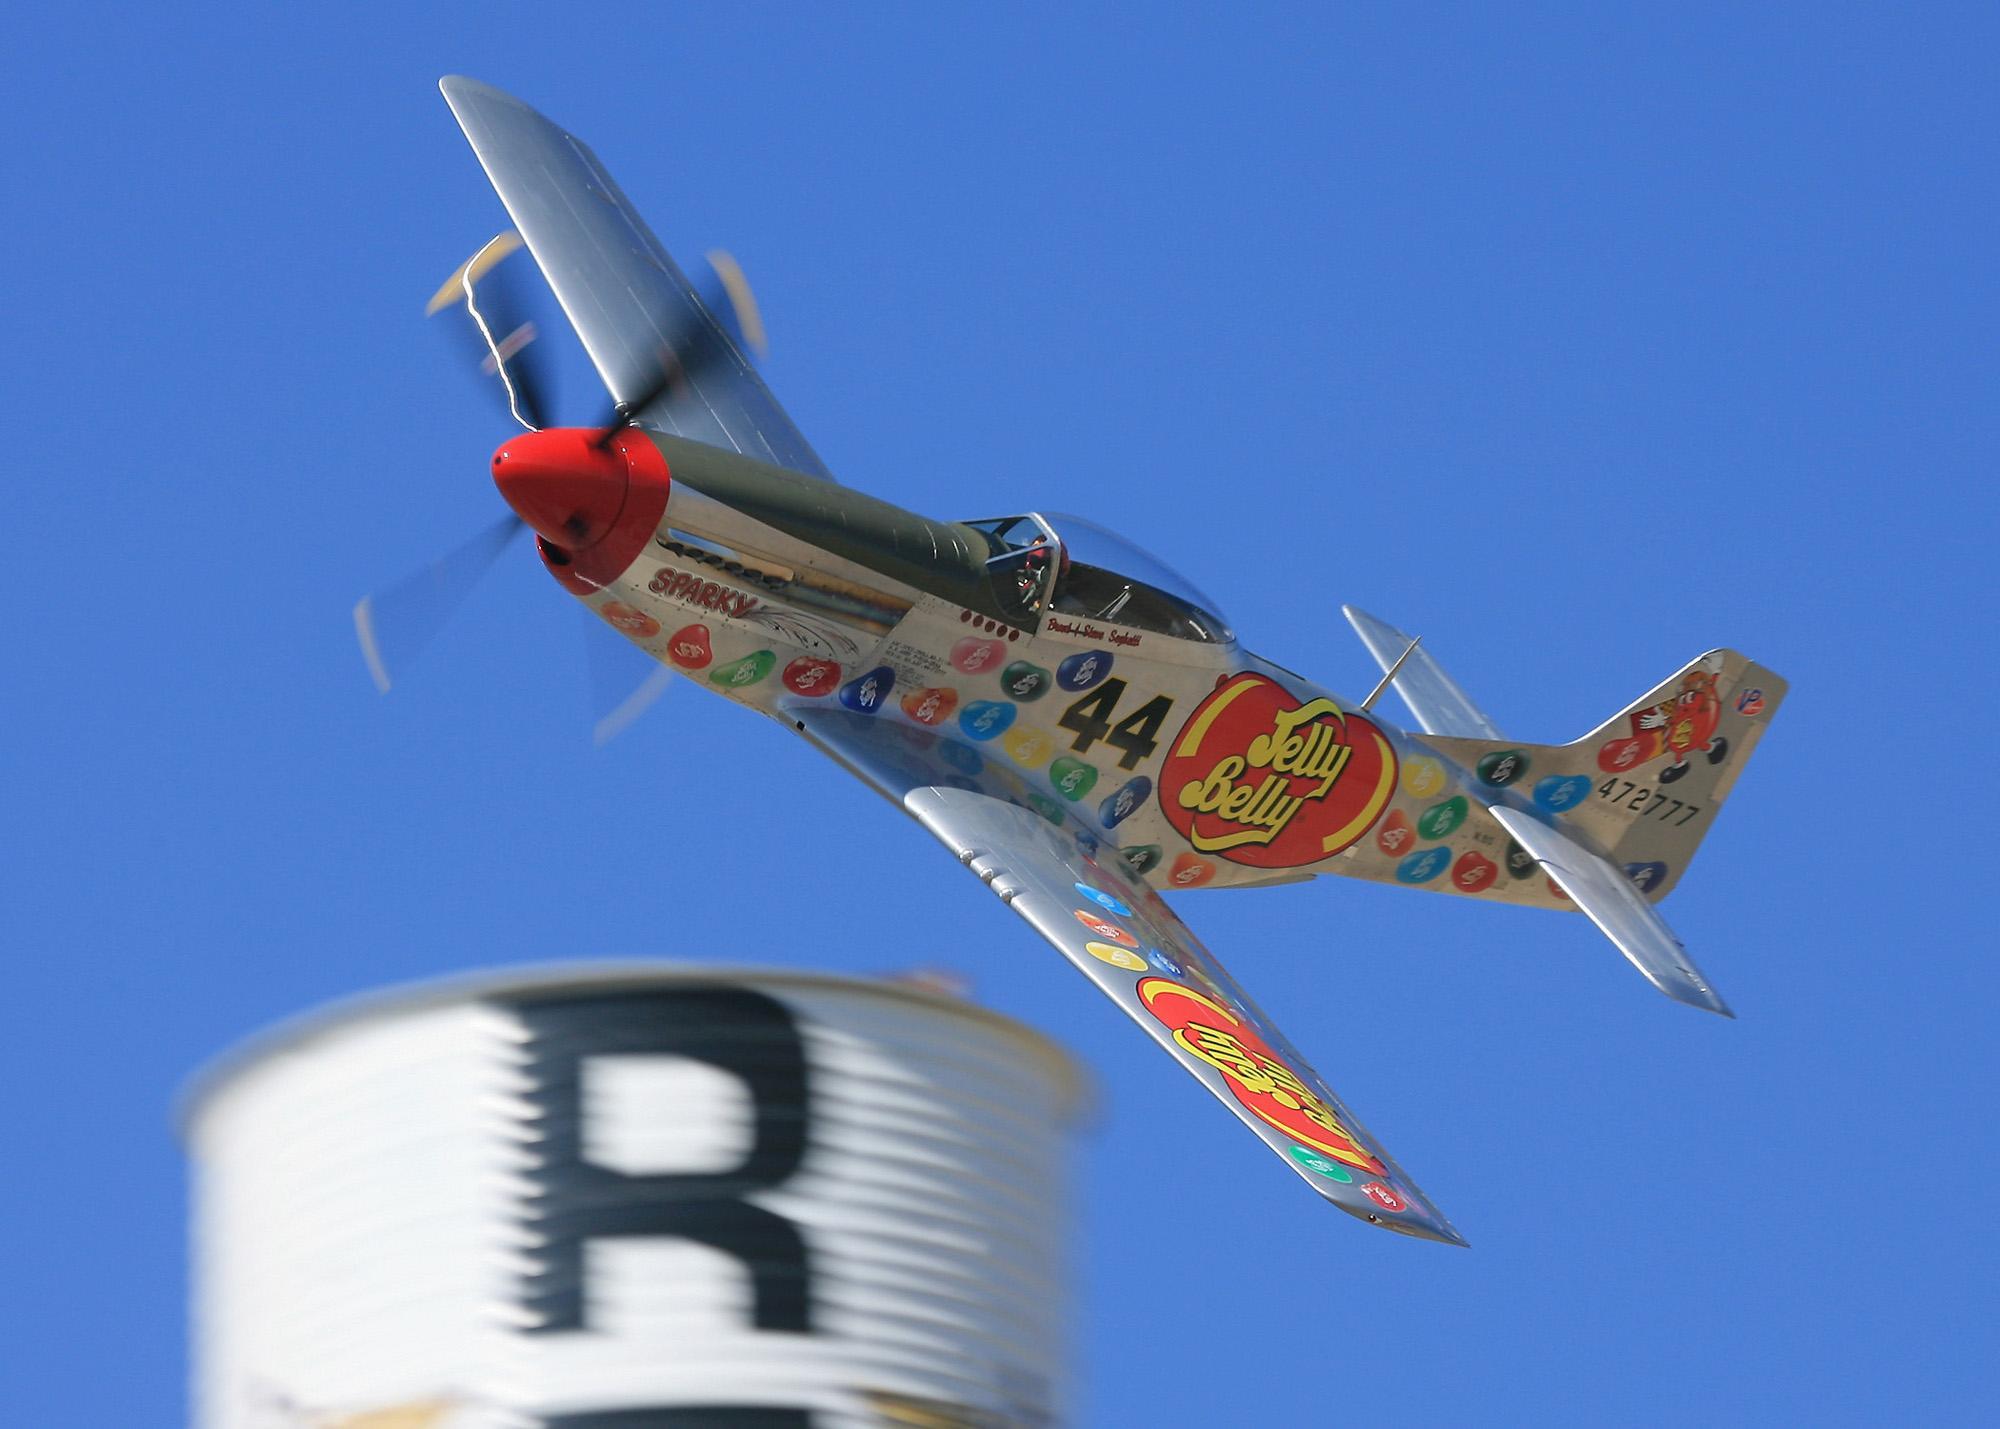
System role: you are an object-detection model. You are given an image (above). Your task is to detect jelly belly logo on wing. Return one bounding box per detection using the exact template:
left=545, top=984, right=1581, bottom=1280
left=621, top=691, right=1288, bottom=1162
left=1159, top=673, right=1398, bottom=868
left=1137, top=977, right=1385, bottom=1174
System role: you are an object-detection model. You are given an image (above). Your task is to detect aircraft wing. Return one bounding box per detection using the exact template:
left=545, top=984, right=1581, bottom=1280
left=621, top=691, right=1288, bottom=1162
left=793, top=705, right=1467, bottom=1246
left=1343, top=604, right=1504, bottom=739
left=439, top=76, right=834, bottom=480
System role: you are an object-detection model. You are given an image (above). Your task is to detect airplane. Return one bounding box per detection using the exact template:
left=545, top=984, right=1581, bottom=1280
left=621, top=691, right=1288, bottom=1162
left=358, top=77, right=1788, bottom=1246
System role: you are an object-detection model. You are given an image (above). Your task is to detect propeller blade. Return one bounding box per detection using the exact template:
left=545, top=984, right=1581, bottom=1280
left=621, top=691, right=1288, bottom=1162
left=702, top=249, right=768, bottom=360
left=354, top=514, right=526, bottom=692
left=582, top=606, right=673, bottom=745
left=428, top=232, right=555, bottom=432
left=590, top=251, right=768, bottom=449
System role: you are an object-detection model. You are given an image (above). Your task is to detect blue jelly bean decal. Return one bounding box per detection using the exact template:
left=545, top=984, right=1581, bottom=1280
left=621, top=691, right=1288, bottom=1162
left=1395, top=846, right=1452, bottom=884
left=1057, top=650, right=1113, bottom=692
left=958, top=700, right=1017, bottom=741
left=839, top=666, right=895, bottom=714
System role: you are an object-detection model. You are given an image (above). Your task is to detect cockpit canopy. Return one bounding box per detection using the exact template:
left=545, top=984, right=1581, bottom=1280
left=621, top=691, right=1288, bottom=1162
left=962, top=512, right=1234, bottom=644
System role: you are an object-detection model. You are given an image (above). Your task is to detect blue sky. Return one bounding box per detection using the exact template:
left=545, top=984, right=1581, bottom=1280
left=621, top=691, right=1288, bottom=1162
left=6, top=4, right=1995, bottom=1423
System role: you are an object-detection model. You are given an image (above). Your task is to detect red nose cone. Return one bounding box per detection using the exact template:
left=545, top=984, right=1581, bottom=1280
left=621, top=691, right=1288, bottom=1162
left=492, top=428, right=630, bottom=549
left=491, top=427, right=673, bottom=594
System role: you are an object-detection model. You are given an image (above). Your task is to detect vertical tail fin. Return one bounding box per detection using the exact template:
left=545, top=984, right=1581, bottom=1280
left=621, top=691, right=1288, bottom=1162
left=1350, top=621, right=1787, bottom=1015
left=1568, top=650, right=1787, bottom=898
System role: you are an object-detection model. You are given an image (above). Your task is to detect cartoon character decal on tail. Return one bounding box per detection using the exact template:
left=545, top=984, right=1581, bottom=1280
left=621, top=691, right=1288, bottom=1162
left=1598, top=653, right=1731, bottom=782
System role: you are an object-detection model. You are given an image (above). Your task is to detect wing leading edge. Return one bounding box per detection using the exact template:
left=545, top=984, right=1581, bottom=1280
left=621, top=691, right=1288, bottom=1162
left=794, top=705, right=1466, bottom=1246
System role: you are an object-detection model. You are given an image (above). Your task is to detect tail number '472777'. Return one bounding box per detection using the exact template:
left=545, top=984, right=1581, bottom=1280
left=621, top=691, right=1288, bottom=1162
left=1596, top=778, right=1702, bottom=825
left=1057, top=679, right=1174, bottom=771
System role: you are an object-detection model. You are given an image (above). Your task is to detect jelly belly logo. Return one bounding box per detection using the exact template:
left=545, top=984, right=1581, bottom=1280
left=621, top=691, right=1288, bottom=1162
left=1137, top=976, right=1384, bottom=1174
left=1159, top=673, right=1398, bottom=868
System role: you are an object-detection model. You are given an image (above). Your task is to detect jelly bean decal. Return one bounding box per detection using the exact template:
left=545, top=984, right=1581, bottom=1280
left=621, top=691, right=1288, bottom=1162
left=781, top=656, right=841, bottom=697
left=1098, top=776, right=1152, bottom=830
left=1402, top=755, right=1447, bottom=800
left=1625, top=861, right=1669, bottom=894
left=1145, top=945, right=1184, bottom=978
left=938, top=740, right=983, bottom=776
left=1417, top=796, right=1468, bottom=842
left=1074, top=909, right=1136, bottom=946
left=1120, top=844, right=1164, bottom=877
left=1289, top=1145, right=1354, bottom=1183
left=1057, top=651, right=1112, bottom=692
left=958, top=700, right=1017, bottom=741
left=901, top=686, right=959, bottom=726
left=1049, top=757, right=1098, bottom=802
left=600, top=601, right=660, bottom=639
left=1533, top=774, right=1593, bottom=813
left=1375, top=808, right=1416, bottom=856
left=709, top=650, right=775, bottom=688
left=666, top=624, right=713, bottom=669
left=1084, top=940, right=1147, bottom=971
left=839, top=666, right=895, bottom=714
left=1395, top=846, right=1451, bottom=884
left=1001, top=661, right=1052, bottom=701
left=1597, top=735, right=1649, bottom=773
left=1477, top=749, right=1529, bottom=788
left=1452, top=850, right=1498, bottom=893
left=950, top=636, right=1007, bottom=675
left=1002, top=726, right=1054, bottom=768
left=1075, top=883, right=1133, bottom=917
left=1024, top=792, right=1065, bottom=825
left=1168, top=852, right=1216, bottom=888
left=1504, top=839, right=1537, bottom=880
left=1361, top=1182, right=1408, bottom=1212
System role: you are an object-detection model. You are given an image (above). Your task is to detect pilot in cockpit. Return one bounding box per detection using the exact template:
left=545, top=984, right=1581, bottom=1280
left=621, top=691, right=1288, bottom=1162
left=1013, top=542, right=1069, bottom=612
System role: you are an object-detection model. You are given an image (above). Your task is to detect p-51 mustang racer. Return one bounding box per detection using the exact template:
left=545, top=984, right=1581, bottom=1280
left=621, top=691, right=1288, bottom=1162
left=360, top=78, right=1787, bottom=1245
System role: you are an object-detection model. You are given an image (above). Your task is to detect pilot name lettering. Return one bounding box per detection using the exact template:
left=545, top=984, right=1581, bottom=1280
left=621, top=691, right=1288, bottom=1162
left=1046, top=617, right=1143, bottom=649
left=648, top=565, right=762, bottom=618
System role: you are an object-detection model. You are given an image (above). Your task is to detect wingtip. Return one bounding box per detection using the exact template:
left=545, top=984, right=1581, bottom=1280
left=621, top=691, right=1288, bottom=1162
left=439, top=75, right=525, bottom=114
left=1663, top=977, right=1735, bottom=1019
left=1376, top=1213, right=1470, bottom=1248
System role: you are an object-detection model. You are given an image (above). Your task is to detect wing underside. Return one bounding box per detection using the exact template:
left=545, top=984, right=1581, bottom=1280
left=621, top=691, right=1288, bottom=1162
left=794, top=704, right=1466, bottom=1246
left=439, top=76, right=833, bottom=480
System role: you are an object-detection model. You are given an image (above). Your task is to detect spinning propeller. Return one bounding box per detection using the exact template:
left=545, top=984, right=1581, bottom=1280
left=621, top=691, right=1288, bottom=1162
left=353, top=231, right=765, bottom=710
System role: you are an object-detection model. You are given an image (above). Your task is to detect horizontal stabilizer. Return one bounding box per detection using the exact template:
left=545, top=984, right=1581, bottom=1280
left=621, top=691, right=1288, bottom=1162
left=1343, top=605, right=1504, bottom=739
left=1488, top=806, right=1731, bottom=1017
